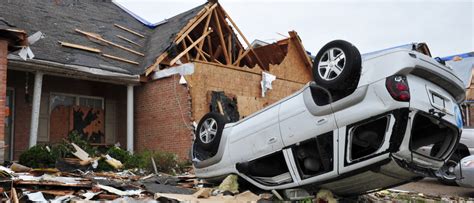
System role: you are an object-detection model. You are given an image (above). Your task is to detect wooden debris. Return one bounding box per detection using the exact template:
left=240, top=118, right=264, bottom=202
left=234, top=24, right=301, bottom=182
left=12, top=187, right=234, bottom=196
left=102, top=54, right=139, bottom=65
left=97, top=193, right=119, bottom=200
left=10, top=163, right=31, bottom=173
left=217, top=100, right=224, bottom=115
left=103, top=154, right=124, bottom=169
left=11, top=188, right=18, bottom=203
left=75, top=29, right=145, bottom=56
left=192, top=188, right=212, bottom=198
left=114, top=24, right=145, bottom=38
left=116, top=35, right=141, bottom=47
left=58, top=41, right=101, bottom=53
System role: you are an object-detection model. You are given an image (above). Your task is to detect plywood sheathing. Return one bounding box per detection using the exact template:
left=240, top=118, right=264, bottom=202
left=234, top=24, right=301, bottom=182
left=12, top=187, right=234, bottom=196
left=186, top=37, right=312, bottom=121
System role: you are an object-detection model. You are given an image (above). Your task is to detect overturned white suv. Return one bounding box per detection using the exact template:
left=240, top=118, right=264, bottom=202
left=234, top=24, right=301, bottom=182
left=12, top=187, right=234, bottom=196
left=192, top=40, right=465, bottom=196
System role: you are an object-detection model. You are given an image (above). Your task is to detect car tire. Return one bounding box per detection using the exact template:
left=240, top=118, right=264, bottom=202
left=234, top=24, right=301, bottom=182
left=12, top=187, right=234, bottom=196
left=195, top=112, right=227, bottom=151
left=438, top=153, right=461, bottom=186
left=313, top=40, right=362, bottom=93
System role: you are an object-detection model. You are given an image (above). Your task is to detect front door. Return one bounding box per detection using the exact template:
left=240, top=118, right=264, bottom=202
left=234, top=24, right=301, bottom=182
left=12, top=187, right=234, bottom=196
left=4, top=88, right=14, bottom=161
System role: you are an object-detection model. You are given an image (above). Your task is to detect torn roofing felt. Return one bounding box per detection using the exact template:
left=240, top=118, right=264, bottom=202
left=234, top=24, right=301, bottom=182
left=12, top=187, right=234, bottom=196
left=0, top=0, right=206, bottom=75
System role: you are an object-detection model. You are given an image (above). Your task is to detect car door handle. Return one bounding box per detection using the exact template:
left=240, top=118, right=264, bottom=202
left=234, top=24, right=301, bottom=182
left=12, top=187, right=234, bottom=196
left=316, top=118, right=328, bottom=125
left=268, top=137, right=277, bottom=144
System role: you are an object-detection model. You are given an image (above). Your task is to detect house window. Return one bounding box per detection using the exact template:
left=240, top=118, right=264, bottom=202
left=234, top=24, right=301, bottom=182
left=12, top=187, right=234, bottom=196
left=50, top=93, right=104, bottom=110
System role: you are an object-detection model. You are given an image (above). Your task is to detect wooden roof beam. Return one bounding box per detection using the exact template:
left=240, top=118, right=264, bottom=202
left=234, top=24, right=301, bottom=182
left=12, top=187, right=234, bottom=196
left=170, top=29, right=213, bottom=65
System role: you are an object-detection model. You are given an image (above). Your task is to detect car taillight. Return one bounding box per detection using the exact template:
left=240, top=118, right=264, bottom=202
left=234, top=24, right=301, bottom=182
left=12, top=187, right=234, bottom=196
left=386, top=75, right=410, bottom=102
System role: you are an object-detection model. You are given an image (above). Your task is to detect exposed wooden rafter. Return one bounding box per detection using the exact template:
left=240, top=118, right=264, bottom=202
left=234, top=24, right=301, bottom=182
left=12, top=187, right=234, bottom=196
left=145, top=2, right=273, bottom=76
left=212, top=9, right=230, bottom=65
left=170, top=29, right=213, bottom=65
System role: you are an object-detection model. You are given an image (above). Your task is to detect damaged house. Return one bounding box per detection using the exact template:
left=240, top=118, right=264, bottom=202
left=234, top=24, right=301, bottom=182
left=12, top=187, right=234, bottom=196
left=0, top=0, right=313, bottom=161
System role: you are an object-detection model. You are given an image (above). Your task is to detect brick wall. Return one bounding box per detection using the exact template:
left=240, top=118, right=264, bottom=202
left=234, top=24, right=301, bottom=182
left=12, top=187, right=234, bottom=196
left=6, top=70, right=127, bottom=159
left=0, top=40, right=8, bottom=162
left=135, top=75, right=192, bottom=159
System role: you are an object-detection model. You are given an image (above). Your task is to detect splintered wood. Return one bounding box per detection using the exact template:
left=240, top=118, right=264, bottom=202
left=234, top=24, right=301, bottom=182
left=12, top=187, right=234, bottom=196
left=58, top=41, right=101, bottom=53
left=114, top=24, right=145, bottom=38
left=75, top=29, right=144, bottom=56
left=102, top=54, right=139, bottom=65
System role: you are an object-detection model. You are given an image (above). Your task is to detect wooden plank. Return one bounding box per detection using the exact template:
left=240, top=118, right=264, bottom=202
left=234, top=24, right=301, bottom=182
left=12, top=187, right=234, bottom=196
left=116, top=35, right=142, bottom=47
left=181, top=38, right=191, bottom=61
left=170, top=29, right=213, bottom=65
left=220, top=6, right=265, bottom=68
left=227, top=34, right=232, bottom=62
left=175, top=3, right=218, bottom=44
left=102, top=54, right=139, bottom=65
left=114, top=24, right=145, bottom=38
left=196, top=13, right=213, bottom=59
left=75, top=29, right=145, bottom=56
left=288, top=31, right=313, bottom=69
left=233, top=48, right=251, bottom=66
left=213, top=9, right=230, bottom=64
left=174, top=4, right=211, bottom=42
left=58, top=41, right=101, bottom=53
left=217, top=100, right=224, bottom=115
left=186, top=35, right=208, bottom=61
left=145, top=52, right=169, bottom=76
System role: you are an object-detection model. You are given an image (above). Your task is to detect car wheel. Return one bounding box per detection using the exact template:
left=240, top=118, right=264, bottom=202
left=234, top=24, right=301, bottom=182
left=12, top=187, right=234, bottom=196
left=313, top=40, right=362, bottom=93
left=438, top=153, right=461, bottom=186
left=195, top=112, right=227, bottom=151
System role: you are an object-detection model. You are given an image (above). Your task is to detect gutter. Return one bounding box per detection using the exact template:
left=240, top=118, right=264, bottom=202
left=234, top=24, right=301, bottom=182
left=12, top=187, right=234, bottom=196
left=7, top=56, right=141, bottom=85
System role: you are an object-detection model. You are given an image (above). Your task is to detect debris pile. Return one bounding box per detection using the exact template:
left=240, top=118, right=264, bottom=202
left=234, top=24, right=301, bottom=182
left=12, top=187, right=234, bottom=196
left=1, top=132, right=270, bottom=202
left=362, top=189, right=474, bottom=202
left=0, top=161, right=271, bottom=202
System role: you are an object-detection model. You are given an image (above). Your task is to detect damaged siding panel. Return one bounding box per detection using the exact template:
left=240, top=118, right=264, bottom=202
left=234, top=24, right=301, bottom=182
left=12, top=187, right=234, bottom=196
left=187, top=62, right=307, bottom=122
left=186, top=37, right=313, bottom=122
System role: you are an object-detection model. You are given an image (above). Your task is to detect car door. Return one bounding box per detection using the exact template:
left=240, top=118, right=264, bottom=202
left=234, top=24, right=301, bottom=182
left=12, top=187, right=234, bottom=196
left=228, top=104, right=284, bottom=164
left=279, top=88, right=337, bottom=147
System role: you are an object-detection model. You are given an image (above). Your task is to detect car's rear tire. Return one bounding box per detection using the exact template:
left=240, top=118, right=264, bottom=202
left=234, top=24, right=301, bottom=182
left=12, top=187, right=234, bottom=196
left=195, top=112, right=227, bottom=151
left=313, top=40, right=362, bottom=94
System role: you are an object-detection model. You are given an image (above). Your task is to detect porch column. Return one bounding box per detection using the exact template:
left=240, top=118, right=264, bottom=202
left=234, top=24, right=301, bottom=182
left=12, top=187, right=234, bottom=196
left=127, top=85, right=134, bottom=153
left=29, top=71, right=43, bottom=147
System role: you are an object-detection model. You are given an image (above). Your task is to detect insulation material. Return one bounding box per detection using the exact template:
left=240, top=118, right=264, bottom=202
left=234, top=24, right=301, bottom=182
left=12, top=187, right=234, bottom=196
left=261, top=72, right=276, bottom=97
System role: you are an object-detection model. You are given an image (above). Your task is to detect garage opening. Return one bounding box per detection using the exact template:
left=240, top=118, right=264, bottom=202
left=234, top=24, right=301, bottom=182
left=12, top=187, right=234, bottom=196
left=410, top=113, right=458, bottom=159
left=348, top=116, right=389, bottom=161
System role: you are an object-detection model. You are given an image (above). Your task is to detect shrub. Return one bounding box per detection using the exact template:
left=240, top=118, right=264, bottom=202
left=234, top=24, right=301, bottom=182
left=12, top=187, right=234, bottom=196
left=19, top=145, right=56, bottom=168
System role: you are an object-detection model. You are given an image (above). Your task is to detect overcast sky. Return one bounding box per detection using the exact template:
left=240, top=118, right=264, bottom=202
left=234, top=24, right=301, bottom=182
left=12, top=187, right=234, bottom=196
left=116, top=0, right=473, bottom=57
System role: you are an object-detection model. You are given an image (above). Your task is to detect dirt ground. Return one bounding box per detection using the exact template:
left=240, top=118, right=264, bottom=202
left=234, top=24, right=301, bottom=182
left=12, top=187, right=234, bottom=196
left=394, top=178, right=474, bottom=198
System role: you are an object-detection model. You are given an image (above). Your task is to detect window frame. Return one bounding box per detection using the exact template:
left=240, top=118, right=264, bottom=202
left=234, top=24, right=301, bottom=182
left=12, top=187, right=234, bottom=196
left=49, top=92, right=104, bottom=113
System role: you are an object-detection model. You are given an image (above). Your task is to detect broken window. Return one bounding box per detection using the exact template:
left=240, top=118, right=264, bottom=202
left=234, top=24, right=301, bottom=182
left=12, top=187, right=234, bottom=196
left=292, top=132, right=333, bottom=179
left=348, top=116, right=389, bottom=161
left=236, top=151, right=292, bottom=186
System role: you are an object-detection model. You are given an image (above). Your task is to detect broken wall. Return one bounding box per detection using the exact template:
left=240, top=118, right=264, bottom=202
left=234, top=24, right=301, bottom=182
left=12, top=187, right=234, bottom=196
left=187, top=38, right=312, bottom=122
left=134, top=76, right=193, bottom=159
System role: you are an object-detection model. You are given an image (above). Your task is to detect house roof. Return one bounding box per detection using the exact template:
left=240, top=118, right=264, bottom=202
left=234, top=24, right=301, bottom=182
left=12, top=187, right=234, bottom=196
left=0, top=1, right=205, bottom=75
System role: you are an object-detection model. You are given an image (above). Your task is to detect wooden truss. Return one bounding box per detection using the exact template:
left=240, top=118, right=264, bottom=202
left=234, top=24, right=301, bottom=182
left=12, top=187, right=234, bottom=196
left=146, top=3, right=265, bottom=76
